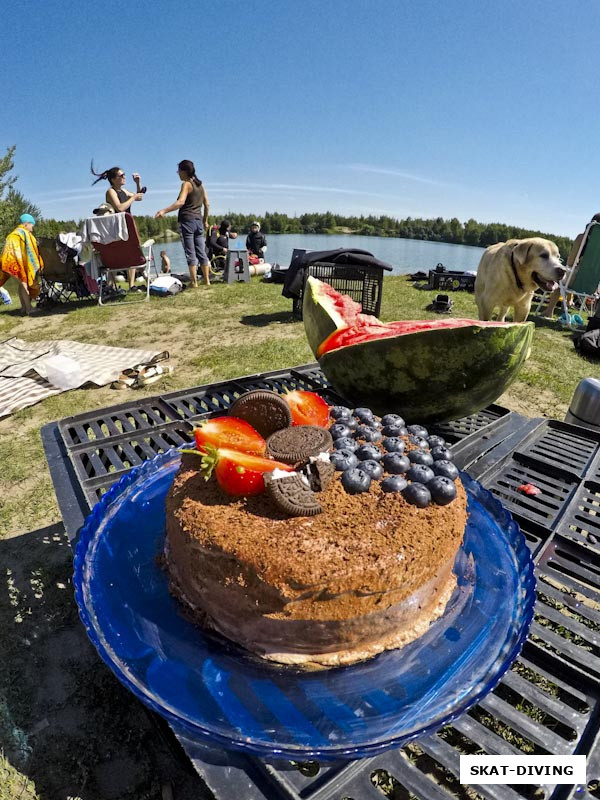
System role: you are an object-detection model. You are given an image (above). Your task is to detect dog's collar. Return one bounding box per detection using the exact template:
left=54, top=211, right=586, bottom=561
left=510, top=248, right=524, bottom=291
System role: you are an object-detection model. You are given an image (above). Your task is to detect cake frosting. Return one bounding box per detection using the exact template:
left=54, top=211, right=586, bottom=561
left=164, top=439, right=468, bottom=667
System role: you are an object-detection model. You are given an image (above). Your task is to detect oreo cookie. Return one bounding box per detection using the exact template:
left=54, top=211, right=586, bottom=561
left=264, top=472, right=322, bottom=517
left=302, top=458, right=335, bottom=492
left=228, top=390, right=292, bottom=438
left=267, top=425, right=333, bottom=465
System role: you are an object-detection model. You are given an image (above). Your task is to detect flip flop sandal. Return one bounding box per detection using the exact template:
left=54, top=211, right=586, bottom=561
left=111, top=372, right=137, bottom=390
left=149, top=350, right=170, bottom=364
left=134, top=364, right=173, bottom=388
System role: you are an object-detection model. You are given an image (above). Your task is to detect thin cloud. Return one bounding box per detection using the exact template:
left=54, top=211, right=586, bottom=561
left=210, top=181, right=390, bottom=198
left=39, top=181, right=396, bottom=209
left=343, top=163, right=450, bottom=187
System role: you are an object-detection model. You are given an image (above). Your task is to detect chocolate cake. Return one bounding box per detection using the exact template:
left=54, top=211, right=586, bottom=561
left=164, top=404, right=468, bottom=668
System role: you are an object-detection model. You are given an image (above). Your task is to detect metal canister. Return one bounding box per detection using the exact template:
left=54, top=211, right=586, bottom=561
left=565, top=377, right=600, bottom=430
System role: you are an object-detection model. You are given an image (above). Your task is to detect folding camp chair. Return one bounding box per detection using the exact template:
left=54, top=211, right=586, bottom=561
left=536, top=221, right=600, bottom=327
left=37, top=237, right=94, bottom=307
left=88, top=213, right=156, bottom=306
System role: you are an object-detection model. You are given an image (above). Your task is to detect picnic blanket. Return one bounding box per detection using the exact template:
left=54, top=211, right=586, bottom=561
left=0, top=337, right=161, bottom=418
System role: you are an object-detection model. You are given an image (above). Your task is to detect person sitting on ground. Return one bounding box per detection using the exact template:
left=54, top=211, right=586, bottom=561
left=155, top=159, right=211, bottom=288
left=246, top=221, right=267, bottom=261
left=160, top=250, right=171, bottom=274
left=542, top=212, right=600, bottom=318
left=0, top=213, right=44, bottom=317
left=90, top=161, right=145, bottom=292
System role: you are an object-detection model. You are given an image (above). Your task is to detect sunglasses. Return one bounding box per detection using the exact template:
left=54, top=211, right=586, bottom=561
left=116, top=172, right=125, bottom=178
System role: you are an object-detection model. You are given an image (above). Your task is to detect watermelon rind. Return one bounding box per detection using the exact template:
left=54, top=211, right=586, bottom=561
left=318, top=322, right=534, bottom=424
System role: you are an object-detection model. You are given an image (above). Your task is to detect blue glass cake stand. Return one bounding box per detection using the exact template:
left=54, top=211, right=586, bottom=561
left=73, top=450, right=535, bottom=760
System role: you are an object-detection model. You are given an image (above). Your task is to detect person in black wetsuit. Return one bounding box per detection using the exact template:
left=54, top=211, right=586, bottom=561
left=246, top=221, right=267, bottom=260
left=90, top=161, right=145, bottom=291
left=208, top=219, right=238, bottom=270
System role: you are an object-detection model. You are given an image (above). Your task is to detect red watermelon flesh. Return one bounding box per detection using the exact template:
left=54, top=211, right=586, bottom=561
left=317, top=317, right=510, bottom=357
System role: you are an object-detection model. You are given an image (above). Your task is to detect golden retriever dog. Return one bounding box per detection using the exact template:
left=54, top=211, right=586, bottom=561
left=474, top=237, right=566, bottom=322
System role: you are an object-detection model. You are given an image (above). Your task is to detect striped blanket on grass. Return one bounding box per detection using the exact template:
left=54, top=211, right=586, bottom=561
left=0, top=337, right=160, bottom=418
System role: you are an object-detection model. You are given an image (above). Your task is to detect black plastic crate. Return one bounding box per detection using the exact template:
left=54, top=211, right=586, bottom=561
left=292, top=261, right=385, bottom=319
left=68, top=422, right=195, bottom=506
left=430, top=404, right=512, bottom=447
left=484, top=457, right=578, bottom=535
left=533, top=535, right=600, bottom=681
left=160, top=365, right=345, bottom=423
left=555, top=481, right=600, bottom=551
left=512, top=421, right=600, bottom=481
left=59, top=396, right=181, bottom=447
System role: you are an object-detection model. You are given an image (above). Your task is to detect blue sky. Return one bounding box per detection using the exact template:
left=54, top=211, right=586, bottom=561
left=3, top=0, right=599, bottom=237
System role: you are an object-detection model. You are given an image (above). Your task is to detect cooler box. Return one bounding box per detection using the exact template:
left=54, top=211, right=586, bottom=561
left=429, top=266, right=476, bottom=292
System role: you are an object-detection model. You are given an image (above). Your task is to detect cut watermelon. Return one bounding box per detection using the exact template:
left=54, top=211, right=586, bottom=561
left=304, top=279, right=534, bottom=424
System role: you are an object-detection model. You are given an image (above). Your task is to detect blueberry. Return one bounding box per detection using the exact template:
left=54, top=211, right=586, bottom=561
left=330, top=423, right=352, bottom=440
left=344, top=416, right=359, bottom=431
left=353, top=407, right=376, bottom=423
left=432, top=460, right=459, bottom=481
left=406, top=464, right=435, bottom=484
left=330, top=449, right=359, bottom=471
left=428, top=476, right=458, bottom=505
left=427, top=435, right=446, bottom=449
left=381, top=413, right=405, bottom=427
left=382, top=453, right=410, bottom=474
left=360, top=459, right=384, bottom=479
left=383, top=437, right=405, bottom=453
left=333, top=436, right=358, bottom=452
left=431, top=446, right=453, bottom=462
left=402, top=482, right=431, bottom=508
left=355, top=424, right=382, bottom=442
left=408, top=449, right=434, bottom=466
left=381, top=475, right=408, bottom=493
left=407, top=424, right=429, bottom=439
left=341, top=467, right=372, bottom=494
left=382, top=424, right=406, bottom=437
left=355, top=443, right=382, bottom=461
left=409, top=435, right=429, bottom=449
left=330, top=406, right=352, bottom=421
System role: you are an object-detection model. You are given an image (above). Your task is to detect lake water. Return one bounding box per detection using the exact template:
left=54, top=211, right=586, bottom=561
left=154, top=233, right=485, bottom=277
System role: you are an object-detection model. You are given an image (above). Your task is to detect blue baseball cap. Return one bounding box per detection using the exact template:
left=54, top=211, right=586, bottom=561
left=19, top=213, right=36, bottom=225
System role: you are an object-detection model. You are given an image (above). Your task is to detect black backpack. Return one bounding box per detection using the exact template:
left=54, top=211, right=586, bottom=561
left=575, top=328, right=600, bottom=358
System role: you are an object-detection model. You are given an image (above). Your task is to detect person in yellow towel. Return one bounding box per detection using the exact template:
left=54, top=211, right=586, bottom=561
left=0, top=214, right=44, bottom=316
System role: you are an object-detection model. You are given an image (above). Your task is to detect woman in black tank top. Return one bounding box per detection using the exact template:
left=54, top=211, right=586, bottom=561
left=155, top=159, right=211, bottom=287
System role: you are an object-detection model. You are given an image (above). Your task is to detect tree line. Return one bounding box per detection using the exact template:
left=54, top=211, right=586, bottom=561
left=214, top=211, right=573, bottom=260
left=0, top=145, right=573, bottom=259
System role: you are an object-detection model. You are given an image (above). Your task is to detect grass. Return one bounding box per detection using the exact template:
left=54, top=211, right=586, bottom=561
left=2, top=275, right=598, bottom=537
left=1, top=274, right=600, bottom=798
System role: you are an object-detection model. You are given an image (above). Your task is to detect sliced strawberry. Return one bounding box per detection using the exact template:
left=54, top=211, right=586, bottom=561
left=194, top=416, right=266, bottom=455
left=284, top=390, right=330, bottom=428
left=198, top=445, right=292, bottom=496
